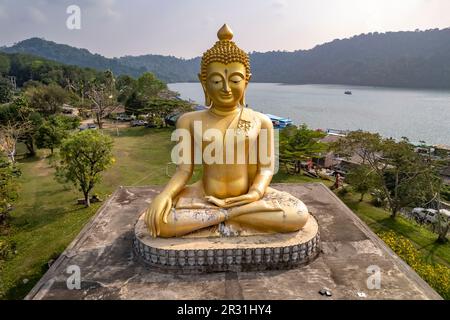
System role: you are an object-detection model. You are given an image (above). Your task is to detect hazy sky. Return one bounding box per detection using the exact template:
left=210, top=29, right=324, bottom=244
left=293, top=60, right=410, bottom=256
left=1, top=0, right=449, bottom=58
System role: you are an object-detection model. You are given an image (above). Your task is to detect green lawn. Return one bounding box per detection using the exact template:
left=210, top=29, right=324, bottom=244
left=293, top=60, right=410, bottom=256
left=0, top=127, right=175, bottom=299
left=0, top=127, right=448, bottom=299
left=339, top=192, right=450, bottom=266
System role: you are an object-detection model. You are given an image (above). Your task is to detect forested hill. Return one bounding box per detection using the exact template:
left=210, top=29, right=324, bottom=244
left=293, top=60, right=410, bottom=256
left=0, top=51, right=102, bottom=88
left=119, top=55, right=199, bottom=83
left=0, top=38, right=144, bottom=78
left=250, top=28, right=450, bottom=88
left=2, top=28, right=450, bottom=88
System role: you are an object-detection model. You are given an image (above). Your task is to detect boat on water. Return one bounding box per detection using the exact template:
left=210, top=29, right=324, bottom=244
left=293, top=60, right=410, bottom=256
left=326, top=128, right=350, bottom=136
left=265, top=113, right=293, bottom=129
left=344, top=91, right=352, bottom=95
left=193, top=105, right=208, bottom=111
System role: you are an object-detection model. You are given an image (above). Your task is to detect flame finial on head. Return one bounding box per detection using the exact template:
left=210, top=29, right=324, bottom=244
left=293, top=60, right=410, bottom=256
left=217, top=24, right=233, bottom=41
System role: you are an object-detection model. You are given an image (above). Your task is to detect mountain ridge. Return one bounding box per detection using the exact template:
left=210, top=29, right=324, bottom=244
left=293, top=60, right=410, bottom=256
left=2, top=28, right=450, bottom=88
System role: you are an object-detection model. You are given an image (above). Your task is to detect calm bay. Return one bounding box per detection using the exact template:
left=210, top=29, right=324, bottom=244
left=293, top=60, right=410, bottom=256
left=168, top=83, right=450, bottom=145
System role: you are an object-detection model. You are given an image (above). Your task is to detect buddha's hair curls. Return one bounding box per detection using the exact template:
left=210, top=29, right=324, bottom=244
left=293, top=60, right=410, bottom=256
left=200, top=25, right=251, bottom=83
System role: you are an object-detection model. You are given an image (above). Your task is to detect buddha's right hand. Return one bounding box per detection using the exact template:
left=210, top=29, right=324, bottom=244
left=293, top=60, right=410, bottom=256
left=144, top=193, right=172, bottom=238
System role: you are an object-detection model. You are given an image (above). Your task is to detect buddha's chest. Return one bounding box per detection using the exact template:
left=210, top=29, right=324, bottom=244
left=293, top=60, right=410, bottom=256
left=193, top=111, right=261, bottom=146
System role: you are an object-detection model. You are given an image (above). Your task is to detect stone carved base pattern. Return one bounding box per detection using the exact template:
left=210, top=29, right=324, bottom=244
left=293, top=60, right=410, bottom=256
left=133, top=213, right=320, bottom=273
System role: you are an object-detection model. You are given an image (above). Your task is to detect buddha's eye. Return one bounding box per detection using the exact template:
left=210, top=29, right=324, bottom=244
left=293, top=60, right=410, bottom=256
left=210, top=76, right=222, bottom=85
left=230, top=76, right=243, bottom=84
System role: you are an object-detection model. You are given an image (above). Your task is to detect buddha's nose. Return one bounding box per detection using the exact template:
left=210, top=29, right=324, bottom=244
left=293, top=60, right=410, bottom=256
left=222, top=81, right=231, bottom=93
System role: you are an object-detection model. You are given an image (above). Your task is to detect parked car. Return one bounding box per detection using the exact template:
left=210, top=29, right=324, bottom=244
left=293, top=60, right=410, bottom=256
left=131, top=120, right=148, bottom=127
left=410, top=207, right=450, bottom=224
left=425, top=209, right=450, bottom=224
left=411, top=207, right=426, bottom=219
left=79, top=123, right=97, bottom=131
left=116, top=114, right=132, bottom=121
left=165, top=113, right=181, bottom=126
left=145, top=122, right=157, bottom=128
left=424, top=209, right=438, bottom=224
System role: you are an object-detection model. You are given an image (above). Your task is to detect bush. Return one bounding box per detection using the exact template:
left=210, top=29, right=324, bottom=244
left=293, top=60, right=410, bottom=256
left=0, top=160, right=19, bottom=226
left=337, top=187, right=349, bottom=196
left=0, top=238, right=15, bottom=261
left=371, top=189, right=386, bottom=207
left=152, top=117, right=165, bottom=128
left=0, top=76, right=13, bottom=103
left=442, top=185, right=450, bottom=202
left=379, top=231, right=450, bottom=299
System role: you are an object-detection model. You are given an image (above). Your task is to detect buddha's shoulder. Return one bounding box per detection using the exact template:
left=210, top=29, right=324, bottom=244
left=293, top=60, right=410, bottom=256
left=242, top=108, right=272, bottom=126
left=176, top=110, right=208, bottom=127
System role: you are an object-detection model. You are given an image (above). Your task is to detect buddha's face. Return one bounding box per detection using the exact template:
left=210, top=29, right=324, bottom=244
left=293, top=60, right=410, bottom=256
left=201, top=62, right=249, bottom=108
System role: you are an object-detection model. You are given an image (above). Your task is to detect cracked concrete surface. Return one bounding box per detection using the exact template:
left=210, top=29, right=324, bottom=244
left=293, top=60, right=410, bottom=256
left=25, top=183, right=441, bottom=300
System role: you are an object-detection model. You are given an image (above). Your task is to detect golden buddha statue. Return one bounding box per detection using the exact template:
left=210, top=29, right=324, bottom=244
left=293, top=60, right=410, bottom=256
left=144, top=24, right=310, bottom=238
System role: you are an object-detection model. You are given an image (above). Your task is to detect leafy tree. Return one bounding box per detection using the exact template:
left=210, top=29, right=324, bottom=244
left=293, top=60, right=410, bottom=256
left=87, top=70, right=117, bottom=129
left=136, top=98, right=192, bottom=127
left=0, top=54, right=10, bottom=75
left=426, top=181, right=449, bottom=244
left=26, top=83, right=69, bottom=116
left=0, top=77, right=13, bottom=104
left=36, top=115, right=80, bottom=155
left=0, top=95, right=43, bottom=156
left=0, top=121, right=32, bottom=163
left=136, top=72, right=166, bottom=99
left=382, top=138, right=439, bottom=218
left=0, top=156, right=19, bottom=226
left=63, top=66, right=97, bottom=108
left=442, top=185, right=450, bottom=203
left=331, top=131, right=440, bottom=218
left=124, top=72, right=167, bottom=114
left=116, top=74, right=137, bottom=103
left=22, top=80, right=42, bottom=89
left=346, top=165, right=378, bottom=201
left=279, top=124, right=327, bottom=174
left=125, top=91, right=147, bottom=114
left=56, top=130, right=114, bottom=207
left=419, top=157, right=450, bottom=243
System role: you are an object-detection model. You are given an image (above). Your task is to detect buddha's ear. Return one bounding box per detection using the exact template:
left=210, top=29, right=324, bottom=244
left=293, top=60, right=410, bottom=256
left=239, top=96, right=246, bottom=107
left=198, top=73, right=211, bottom=107
left=240, top=73, right=251, bottom=107
left=239, top=92, right=246, bottom=107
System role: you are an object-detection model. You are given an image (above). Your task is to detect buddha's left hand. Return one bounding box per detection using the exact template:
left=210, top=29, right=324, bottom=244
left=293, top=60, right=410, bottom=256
left=206, top=190, right=260, bottom=208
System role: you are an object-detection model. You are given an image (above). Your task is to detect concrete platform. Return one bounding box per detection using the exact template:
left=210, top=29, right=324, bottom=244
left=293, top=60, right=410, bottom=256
left=25, top=183, right=441, bottom=300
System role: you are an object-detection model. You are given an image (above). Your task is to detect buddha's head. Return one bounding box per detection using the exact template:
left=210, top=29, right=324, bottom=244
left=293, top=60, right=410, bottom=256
left=199, top=24, right=251, bottom=108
